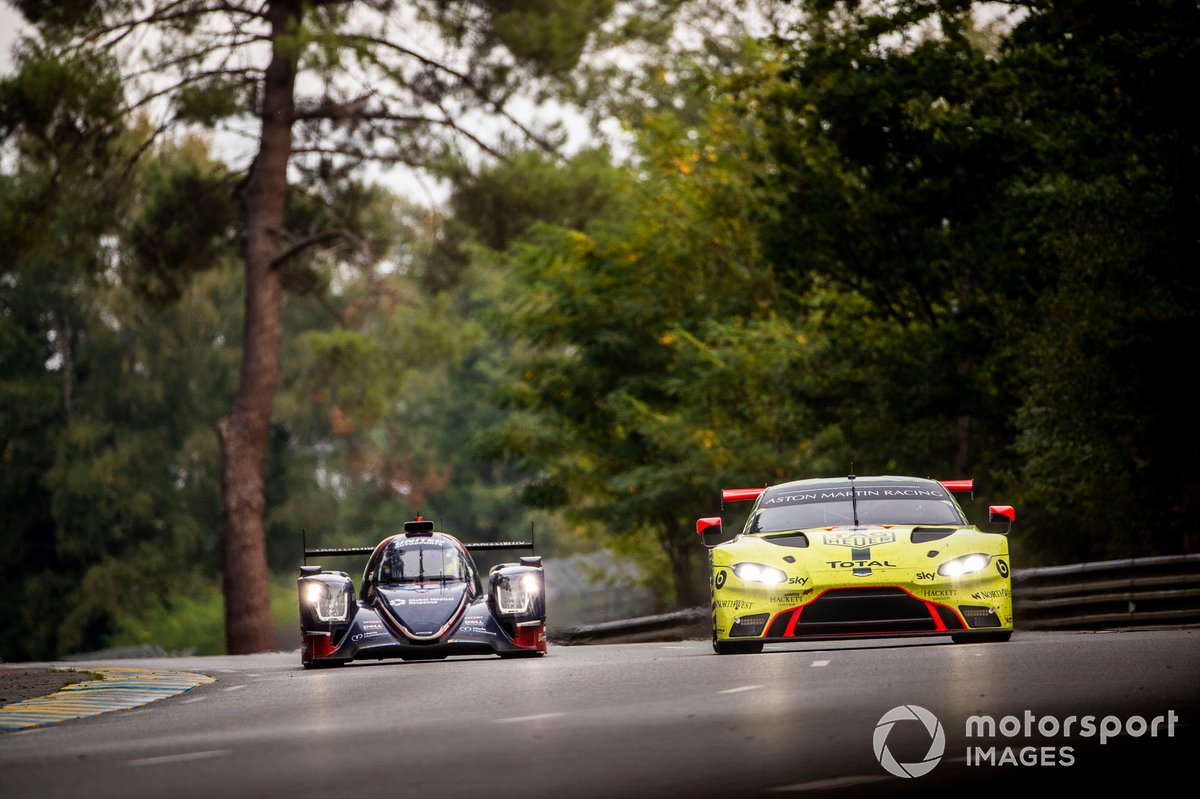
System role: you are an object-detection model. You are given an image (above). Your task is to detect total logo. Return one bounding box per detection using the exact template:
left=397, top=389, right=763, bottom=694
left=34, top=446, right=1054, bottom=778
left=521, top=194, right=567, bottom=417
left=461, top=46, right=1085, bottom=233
left=873, top=705, right=945, bottom=778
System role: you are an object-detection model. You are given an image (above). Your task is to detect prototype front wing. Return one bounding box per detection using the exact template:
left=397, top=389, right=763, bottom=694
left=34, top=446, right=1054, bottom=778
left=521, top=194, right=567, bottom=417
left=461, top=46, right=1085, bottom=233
left=301, top=599, right=546, bottom=665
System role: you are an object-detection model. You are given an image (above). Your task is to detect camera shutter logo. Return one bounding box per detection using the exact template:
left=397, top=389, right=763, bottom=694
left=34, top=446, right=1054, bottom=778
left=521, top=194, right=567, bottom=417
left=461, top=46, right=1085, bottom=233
left=873, top=705, right=945, bottom=778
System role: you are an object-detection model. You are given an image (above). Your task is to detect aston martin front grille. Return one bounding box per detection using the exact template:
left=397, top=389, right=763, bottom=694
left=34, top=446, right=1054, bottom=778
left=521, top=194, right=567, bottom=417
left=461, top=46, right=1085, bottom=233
left=788, top=588, right=942, bottom=636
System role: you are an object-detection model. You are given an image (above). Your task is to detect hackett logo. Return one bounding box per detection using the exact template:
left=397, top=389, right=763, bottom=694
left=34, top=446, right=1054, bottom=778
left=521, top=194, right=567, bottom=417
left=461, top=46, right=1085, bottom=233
left=824, top=532, right=896, bottom=548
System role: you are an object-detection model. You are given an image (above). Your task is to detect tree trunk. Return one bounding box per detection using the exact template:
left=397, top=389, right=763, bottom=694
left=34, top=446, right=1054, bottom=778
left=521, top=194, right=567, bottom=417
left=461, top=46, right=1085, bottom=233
left=216, top=1, right=301, bottom=655
left=954, top=413, right=973, bottom=479
left=661, top=515, right=704, bottom=608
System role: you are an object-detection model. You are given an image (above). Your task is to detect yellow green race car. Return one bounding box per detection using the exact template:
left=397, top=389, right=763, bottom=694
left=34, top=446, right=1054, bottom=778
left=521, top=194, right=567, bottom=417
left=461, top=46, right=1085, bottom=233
left=696, top=475, right=1014, bottom=654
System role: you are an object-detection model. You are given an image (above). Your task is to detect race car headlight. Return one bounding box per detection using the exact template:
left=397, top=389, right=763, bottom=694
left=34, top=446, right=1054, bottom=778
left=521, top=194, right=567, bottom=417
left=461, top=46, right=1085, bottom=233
left=304, top=582, right=349, bottom=622
left=937, top=553, right=992, bottom=578
left=732, top=562, right=787, bottom=585
left=494, top=573, right=539, bottom=614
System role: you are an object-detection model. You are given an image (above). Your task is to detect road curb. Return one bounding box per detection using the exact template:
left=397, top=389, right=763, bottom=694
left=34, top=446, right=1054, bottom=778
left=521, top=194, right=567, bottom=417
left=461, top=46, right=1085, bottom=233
left=0, top=667, right=215, bottom=731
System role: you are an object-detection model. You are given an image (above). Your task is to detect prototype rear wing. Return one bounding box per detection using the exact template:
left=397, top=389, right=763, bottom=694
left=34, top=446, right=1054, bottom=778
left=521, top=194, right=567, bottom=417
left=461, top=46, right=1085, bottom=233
left=302, top=538, right=534, bottom=565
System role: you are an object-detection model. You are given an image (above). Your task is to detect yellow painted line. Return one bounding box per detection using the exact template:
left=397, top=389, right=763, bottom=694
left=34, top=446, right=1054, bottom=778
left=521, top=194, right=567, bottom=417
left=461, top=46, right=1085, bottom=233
left=0, top=668, right=215, bottom=731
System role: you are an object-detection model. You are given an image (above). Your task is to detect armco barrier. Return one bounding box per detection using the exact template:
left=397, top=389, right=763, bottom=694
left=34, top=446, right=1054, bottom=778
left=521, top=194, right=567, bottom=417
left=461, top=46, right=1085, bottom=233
left=1011, top=553, right=1200, bottom=630
left=550, top=607, right=709, bottom=645
left=553, top=554, right=1200, bottom=643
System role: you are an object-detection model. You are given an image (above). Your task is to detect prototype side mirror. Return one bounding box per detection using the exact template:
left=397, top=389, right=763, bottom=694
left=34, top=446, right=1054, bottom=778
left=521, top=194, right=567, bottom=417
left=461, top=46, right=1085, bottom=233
left=696, top=517, right=724, bottom=548
left=988, top=505, right=1015, bottom=535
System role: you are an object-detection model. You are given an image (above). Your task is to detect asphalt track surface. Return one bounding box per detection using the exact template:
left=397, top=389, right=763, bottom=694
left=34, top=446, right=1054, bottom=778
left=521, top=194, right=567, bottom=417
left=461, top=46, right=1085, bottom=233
left=1, top=630, right=1197, bottom=799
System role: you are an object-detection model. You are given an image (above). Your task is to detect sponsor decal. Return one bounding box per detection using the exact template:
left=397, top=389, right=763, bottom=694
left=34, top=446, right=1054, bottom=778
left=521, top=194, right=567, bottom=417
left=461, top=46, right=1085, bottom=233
left=971, top=588, right=1011, bottom=600
left=390, top=596, right=457, bottom=606
left=916, top=572, right=935, bottom=581
left=457, top=625, right=496, bottom=637
left=787, top=576, right=809, bottom=586
left=827, top=560, right=896, bottom=569
left=921, top=589, right=957, bottom=599
left=715, top=599, right=755, bottom=611
left=768, top=593, right=805, bottom=604
left=996, top=559, right=1010, bottom=577
left=392, top=537, right=448, bottom=548
left=765, top=487, right=947, bottom=506
left=362, top=621, right=384, bottom=629
left=714, top=570, right=728, bottom=590
left=824, top=531, right=896, bottom=548
left=351, top=631, right=388, bottom=643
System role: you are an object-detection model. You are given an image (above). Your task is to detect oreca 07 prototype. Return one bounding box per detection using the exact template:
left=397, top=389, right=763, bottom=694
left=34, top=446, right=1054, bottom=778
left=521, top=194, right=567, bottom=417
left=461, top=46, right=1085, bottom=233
left=697, top=475, right=1013, bottom=654
left=298, top=518, right=546, bottom=666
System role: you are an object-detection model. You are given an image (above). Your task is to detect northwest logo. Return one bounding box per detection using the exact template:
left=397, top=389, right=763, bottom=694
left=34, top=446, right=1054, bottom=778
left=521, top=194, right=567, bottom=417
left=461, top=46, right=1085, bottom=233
left=824, top=532, right=896, bottom=548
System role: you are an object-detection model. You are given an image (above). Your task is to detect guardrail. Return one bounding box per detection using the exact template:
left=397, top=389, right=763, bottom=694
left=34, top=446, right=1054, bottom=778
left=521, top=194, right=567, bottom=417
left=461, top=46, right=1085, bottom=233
left=553, top=554, right=1200, bottom=643
left=550, top=607, right=709, bottom=645
left=1012, top=553, right=1200, bottom=630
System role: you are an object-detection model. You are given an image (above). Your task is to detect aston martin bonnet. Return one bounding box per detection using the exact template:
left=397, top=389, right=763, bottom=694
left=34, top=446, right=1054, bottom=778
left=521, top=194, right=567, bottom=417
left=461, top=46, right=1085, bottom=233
left=697, top=475, right=1014, bottom=654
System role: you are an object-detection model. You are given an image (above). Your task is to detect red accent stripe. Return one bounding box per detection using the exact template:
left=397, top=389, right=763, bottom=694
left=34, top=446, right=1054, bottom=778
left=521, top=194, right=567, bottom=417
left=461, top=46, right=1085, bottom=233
left=784, top=607, right=803, bottom=636
left=512, top=625, right=546, bottom=652
left=303, top=633, right=337, bottom=663
left=756, top=585, right=969, bottom=638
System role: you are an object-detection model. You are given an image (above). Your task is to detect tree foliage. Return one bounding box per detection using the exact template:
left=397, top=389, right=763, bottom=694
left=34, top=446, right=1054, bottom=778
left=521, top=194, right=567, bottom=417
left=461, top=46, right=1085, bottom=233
left=4, top=0, right=624, bottom=653
left=2, top=0, right=1195, bottom=656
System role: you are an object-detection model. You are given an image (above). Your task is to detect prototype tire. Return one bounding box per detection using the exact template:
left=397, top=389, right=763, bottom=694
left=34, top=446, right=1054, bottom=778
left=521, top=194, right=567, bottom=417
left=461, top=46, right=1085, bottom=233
left=302, top=659, right=348, bottom=669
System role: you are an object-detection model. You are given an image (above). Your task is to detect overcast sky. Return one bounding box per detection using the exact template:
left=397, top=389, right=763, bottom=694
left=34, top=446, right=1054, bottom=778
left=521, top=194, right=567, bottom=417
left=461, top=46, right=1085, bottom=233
left=1, top=4, right=30, bottom=72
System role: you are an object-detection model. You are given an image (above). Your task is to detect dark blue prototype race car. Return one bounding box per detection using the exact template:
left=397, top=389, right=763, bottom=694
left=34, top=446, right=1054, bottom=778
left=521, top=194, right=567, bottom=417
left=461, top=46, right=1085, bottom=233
left=298, top=518, right=546, bottom=667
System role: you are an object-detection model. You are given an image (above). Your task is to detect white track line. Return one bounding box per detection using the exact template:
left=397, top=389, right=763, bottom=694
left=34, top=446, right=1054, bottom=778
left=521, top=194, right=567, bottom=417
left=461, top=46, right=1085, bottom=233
left=767, top=775, right=889, bottom=792
left=128, top=750, right=231, bottom=767
left=811, top=660, right=830, bottom=667
left=492, top=712, right=566, bottom=724
left=717, top=685, right=762, bottom=694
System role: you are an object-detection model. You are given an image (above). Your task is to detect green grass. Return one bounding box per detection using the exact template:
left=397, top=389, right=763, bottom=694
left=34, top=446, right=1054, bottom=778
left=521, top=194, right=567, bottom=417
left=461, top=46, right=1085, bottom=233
left=110, top=576, right=302, bottom=655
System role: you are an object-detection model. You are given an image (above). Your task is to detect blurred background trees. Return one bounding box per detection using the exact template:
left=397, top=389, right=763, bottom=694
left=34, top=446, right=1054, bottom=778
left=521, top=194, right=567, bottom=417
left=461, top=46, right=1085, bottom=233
left=1, top=0, right=1196, bottom=658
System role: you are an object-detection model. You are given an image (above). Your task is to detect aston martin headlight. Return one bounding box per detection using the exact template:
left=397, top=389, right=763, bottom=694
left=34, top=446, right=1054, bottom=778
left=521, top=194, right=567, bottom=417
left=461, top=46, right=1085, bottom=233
left=937, top=553, right=992, bottom=578
left=304, top=582, right=349, bottom=622
left=732, top=562, right=787, bottom=585
left=494, top=574, right=537, bottom=614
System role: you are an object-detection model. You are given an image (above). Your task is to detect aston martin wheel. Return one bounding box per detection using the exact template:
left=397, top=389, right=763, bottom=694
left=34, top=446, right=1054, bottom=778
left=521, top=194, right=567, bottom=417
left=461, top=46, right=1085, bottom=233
left=713, top=637, right=764, bottom=655
left=951, top=630, right=1013, bottom=644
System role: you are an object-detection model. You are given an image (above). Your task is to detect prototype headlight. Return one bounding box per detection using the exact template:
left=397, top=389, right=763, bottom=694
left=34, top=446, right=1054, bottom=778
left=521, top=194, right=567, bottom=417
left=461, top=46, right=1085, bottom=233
left=732, top=562, right=787, bottom=585
left=304, top=582, right=349, bottom=622
left=494, top=573, right=540, bottom=614
left=937, top=553, right=992, bottom=578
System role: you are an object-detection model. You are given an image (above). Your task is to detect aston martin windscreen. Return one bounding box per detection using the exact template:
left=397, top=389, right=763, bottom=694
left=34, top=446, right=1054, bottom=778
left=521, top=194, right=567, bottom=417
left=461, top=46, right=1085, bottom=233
left=748, top=482, right=966, bottom=532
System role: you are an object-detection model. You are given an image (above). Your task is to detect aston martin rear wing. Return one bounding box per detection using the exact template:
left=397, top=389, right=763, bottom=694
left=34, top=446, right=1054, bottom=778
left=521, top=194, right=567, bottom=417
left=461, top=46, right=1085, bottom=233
left=720, top=479, right=975, bottom=507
